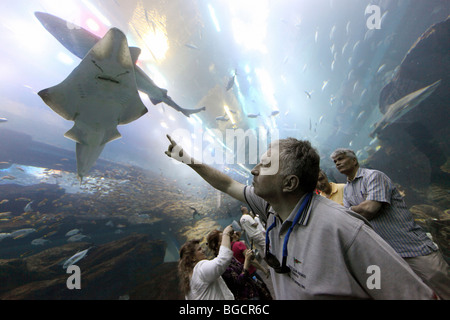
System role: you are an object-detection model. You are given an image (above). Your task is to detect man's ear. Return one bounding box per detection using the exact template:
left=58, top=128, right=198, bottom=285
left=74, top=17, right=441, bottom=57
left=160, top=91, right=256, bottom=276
left=282, top=175, right=299, bottom=193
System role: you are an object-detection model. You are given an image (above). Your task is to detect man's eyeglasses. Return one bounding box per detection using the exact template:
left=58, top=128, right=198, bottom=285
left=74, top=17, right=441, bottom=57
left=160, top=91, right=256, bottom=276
left=264, top=193, right=312, bottom=274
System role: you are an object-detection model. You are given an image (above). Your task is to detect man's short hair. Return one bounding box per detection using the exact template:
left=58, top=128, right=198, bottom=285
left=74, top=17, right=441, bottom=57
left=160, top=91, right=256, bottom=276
left=275, top=138, right=320, bottom=193
left=330, top=148, right=357, bottom=161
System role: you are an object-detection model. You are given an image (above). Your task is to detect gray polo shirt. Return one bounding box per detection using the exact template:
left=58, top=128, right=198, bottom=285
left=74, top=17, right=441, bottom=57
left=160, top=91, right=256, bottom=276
left=244, top=186, right=435, bottom=300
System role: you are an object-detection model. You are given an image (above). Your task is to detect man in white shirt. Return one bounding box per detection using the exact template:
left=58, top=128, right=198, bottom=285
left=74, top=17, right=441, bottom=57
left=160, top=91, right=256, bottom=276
left=239, top=206, right=266, bottom=258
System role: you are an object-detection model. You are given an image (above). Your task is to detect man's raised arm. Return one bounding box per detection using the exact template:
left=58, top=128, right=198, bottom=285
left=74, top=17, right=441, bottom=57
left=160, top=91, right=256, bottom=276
left=165, top=134, right=246, bottom=203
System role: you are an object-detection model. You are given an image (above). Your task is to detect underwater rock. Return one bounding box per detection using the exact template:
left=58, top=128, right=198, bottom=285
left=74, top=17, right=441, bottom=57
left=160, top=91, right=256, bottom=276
left=179, top=217, right=221, bottom=242
left=410, top=204, right=448, bottom=220
left=0, top=235, right=166, bottom=299
left=129, top=262, right=183, bottom=300
left=410, top=204, right=448, bottom=229
left=427, top=219, right=450, bottom=263
left=365, top=146, right=430, bottom=205
left=409, top=204, right=450, bottom=262
left=426, top=184, right=450, bottom=209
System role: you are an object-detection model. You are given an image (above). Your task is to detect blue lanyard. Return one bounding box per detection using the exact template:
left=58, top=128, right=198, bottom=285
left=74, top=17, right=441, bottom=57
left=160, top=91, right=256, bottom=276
left=266, top=193, right=312, bottom=258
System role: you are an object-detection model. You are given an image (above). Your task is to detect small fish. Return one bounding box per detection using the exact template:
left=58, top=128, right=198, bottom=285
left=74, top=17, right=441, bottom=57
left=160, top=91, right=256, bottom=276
left=360, top=89, right=367, bottom=99
left=329, top=25, right=336, bottom=40
left=10, top=228, right=36, bottom=239
left=31, top=238, right=50, bottom=246
left=353, top=80, right=359, bottom=93
left=270, top=110, right=280, bottom=117
left=38, top=199, right=48, bottom=207
left=63, top=247, right=91, bottom=269
left=347, top=69, right=354, bottom=80
left=65, top=228, right=81, bottom=237
left=318, top=116, right=324, bottom=124
left=1, top=175, right=16, bottom=180
left=184, top=43, right=198, bottom=50
left=0, top=117, right=7, bottom=123
left=348, top=57, right=353, bottom=66
left=247, top=113, right=260, bottom=118
left=341, top=42, right=349, bottom=55
left=346, top=21, right=351, bottom=35
left=304, top=91, right=312, bottom=99
left=215, top=116, right=229, bottom=122
left=377, top=64, right=386, bottom=74
left=24, top=201, right=33, bottom=213
left=356, top=111, right=366, bottom=121
left=314, top=29, right=318, bottom=43
left=322, top=80, right=329, bottom=91
left=0, top=199, right=9, bottom=205
left=353, top=40, right=360, bottom=52
left=0, top=233, right=11, bottom=241
left=67, top=234, right=89, bottom=242
left=226, top=70, right=237, bottom=91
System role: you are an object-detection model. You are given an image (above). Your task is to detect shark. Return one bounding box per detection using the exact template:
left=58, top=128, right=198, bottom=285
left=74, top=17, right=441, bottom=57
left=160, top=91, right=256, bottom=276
left=370, top=80, right=441, bottom=138
left=34, top=12, right=205, bottom=117
left=38, top=28, right=148, bottom=181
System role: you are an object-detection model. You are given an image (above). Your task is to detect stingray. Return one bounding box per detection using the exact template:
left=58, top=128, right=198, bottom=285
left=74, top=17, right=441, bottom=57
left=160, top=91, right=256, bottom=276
left=38, top=28, right=148, bottom=181
left=35, top=12, right=205, bottom=117
left=370, top=80, right=441, bottom=138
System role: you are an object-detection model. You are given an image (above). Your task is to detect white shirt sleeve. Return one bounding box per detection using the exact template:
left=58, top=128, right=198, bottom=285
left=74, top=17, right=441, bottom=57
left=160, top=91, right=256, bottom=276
left=196, top=245, right=233, bottom=284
